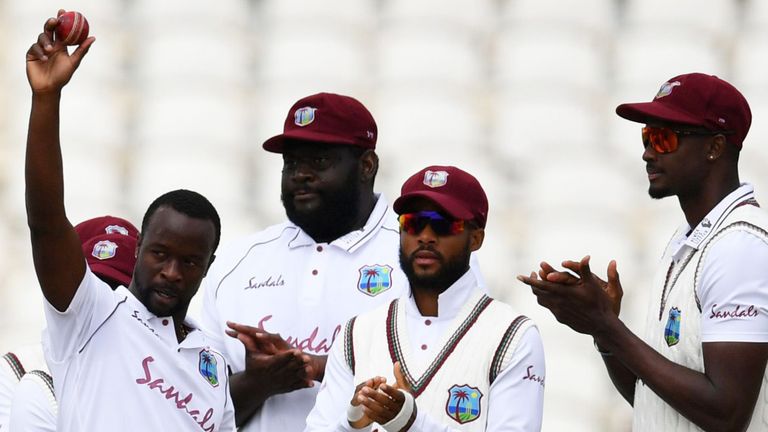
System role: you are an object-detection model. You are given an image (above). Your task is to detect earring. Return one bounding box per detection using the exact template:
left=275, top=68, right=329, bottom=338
left=708, top=155, right=715, bottom=160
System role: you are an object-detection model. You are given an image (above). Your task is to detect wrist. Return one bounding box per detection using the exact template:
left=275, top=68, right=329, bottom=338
left=593, top=339, right=612, bottom=356
left=310, top=354, right=327, bottom=382
left=32, top=89, right=63, bottom=100
left=382, top=390, right=415, bottom=432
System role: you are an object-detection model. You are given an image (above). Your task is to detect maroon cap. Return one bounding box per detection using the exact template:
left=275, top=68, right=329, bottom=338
left=616, top=73, right=752, bottom=148
left=393, top=166, right=489, bottom=228
left=262, top=92, right=377, bottom=153
left=82, top=233, right=137, bottom=287
left=74, top=216, right=139, bottom=242
left=75, top=216, right=139, bottom=287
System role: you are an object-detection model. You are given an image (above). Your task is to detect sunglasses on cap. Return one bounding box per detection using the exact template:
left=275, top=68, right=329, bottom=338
left=398, top=211, right=467, bottom=236
left=641, top=126, right=733, bottom=154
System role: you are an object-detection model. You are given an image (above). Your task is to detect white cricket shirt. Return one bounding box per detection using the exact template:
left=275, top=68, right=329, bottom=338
left=663, top=183, right=768, bottom=343
left=305, top=271, right=546, bottom=431
left=43, top=266, right=235, bottom=431
left=201, top=195, right=409, bottom=432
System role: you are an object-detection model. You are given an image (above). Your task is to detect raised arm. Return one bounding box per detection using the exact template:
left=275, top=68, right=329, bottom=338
left=25, top=11, right=95, bottom=311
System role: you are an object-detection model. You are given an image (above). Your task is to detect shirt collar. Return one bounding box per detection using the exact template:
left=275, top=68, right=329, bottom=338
left=406, top=270, right=480, bottom=319
left=118, top=286, right=207, bottom=348
left=288, top=193, right=394, bottom=252
left=670, top=183, right=755, bottom=258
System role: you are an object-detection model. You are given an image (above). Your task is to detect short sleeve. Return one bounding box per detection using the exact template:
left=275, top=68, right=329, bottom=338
left=698, top=230, right=768, bottom=342
left=42, top=265, right=124, bottom=363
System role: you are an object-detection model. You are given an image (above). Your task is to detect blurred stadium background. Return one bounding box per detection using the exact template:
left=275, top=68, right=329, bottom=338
left=3, top=0, right=768, bottom=430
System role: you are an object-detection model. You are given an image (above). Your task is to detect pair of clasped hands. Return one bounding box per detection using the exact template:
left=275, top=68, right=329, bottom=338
left=226, top=321, right=412, bottom=429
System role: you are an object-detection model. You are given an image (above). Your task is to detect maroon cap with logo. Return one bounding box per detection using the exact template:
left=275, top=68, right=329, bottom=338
left=393, top=166, right=489, bottom=228
left=75, top=216, right=139, bottom=287
left=262, top=92, right=377, bottom=153
left=82, top=233, right=138, bottom=287
left=74, top=216, right=139, bottom=242
left=616, top=72, right=752, bottom=148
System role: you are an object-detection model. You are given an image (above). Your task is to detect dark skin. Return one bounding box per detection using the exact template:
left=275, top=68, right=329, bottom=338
left=26, top=12, right=97, bottom=310
left=131, top=207, right=217, bottom=341
left=281, top=140, right=378, bottom=243
left=518, top=125, right=768, bottom=431
left=25, top=13, right=217, bottom=343
left=349, top=201, right=484, bottom=428
left=226, top=139, right=379, bottom=426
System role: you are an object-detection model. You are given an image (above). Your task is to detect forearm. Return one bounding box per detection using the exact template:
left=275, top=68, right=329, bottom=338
left=230, top=372, right=272, bottom=427
left=595, top=341, right=637, bottom=405
left=310, top=354, right=328, bottom=383
left=25, top=92, right=67, bottom=229
left=595, top=318, right=744, bottom=431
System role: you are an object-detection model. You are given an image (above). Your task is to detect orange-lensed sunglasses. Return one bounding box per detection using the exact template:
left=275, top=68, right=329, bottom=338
left=641, top=126, right=733, bottom=154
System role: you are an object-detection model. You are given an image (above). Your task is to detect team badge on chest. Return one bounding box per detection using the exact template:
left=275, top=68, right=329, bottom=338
left=198, top=350, right=219, bottom=387
left=446, top=384, right=483, bottom=424
left=665, top=307, right=682, bottom=347
left=357, top=264, right=393, bottom=296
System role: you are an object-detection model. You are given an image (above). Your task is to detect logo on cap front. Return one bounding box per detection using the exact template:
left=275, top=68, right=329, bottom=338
left=92, top=240, right=118, bottom=260
left=105, top=224, right=129, bottom=235
left=423, top=170, right=449, bottom=188
left=655, top=81, right=681, bottom=99
left=294, top=107, right=317, bottom=127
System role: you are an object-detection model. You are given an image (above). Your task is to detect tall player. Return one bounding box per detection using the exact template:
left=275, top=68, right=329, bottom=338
left=203, top=92, right=485, bottom=430
left=201, top=92, right=409, bottom=430
left=25, top=12, right=234, bottom=431
left=519, top=73, right=768, bottom=430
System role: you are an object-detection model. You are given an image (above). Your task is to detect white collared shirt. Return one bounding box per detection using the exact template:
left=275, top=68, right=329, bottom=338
left=42, top=266, right=235, bottom=431
left=304, top=271, right=545, bottom=432
left=665, top=183, right=768, bottom=343
left=201, top=194, right=409, bottom=432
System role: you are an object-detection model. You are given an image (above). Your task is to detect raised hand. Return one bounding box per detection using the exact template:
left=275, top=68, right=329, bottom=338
left=347, top=376, right=387, bottom=429
left=26, top=10, right=94, bottom=94
left=352, top=362, right=415, bottom=428
left=518, top=256, right=623, bottom=335
left=561, top=257, right=623, bottom=316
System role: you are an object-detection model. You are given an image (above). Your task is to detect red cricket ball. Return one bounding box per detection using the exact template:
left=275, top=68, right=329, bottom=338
left=55, top=11, right=89, bottom=46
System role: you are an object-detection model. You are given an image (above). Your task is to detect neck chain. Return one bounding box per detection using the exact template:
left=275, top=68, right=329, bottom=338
left=180, top=324, right=190, bottom=339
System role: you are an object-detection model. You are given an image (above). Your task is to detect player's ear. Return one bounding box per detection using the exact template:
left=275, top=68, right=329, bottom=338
left=135, top=234, right=143, bottom=258
left=469, top=227, right=484, bottom=252
left=360, top=150, right=378, bottom=184
left=204, top=254, right=216, bottom=276
left=706, top=134, right=727, bottom=161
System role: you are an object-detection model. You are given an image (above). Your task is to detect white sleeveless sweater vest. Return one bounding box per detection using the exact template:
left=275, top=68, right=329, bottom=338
left=343, top=292, right=533, bottom=431
left=633, top=203, right=768, bottom=431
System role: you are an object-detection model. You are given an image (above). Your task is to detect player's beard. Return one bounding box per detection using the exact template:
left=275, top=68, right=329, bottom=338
left=648, top=185, right=671, bottom=200
left=281, top=169, right=363, bottom=242
left=398, top=241, right=471, bottom=295
left=134, top=280, right=187, bottom=318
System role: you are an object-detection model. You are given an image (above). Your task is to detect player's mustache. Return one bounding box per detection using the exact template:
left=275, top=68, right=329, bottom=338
left=410, top=245, right=443, bottom=260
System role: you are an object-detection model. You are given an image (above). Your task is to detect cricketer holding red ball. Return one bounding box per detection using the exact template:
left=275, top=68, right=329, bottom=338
left=24, top=12, right=235, bottom=431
